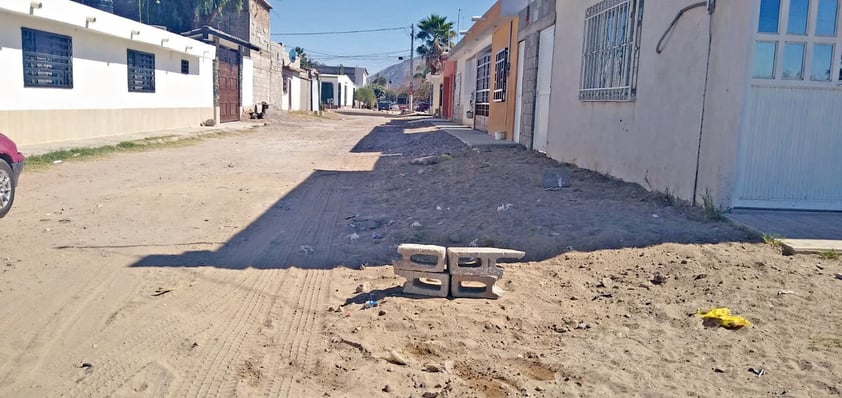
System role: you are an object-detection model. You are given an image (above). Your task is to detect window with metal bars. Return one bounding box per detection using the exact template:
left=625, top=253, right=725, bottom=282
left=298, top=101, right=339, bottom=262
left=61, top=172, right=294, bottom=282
left=181, top=59, right=189, bottom=74
left=21, top=28, right=73, bottom=89
left=579, top=0, right=644, bottom=101
left=127, top=49, right=155, bottom=93
left=475, top=53, right=491, bottom=116
left=494, top=48, right=509, bottom=102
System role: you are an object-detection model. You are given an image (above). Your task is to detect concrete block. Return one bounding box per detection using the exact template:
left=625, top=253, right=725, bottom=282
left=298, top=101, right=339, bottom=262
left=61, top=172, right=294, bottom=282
left=451, top=274, right=505, bottom=299
left=395, top=269, right=450, bottom=298
left=394, top=244, right=447, bottom=272
left=447, top=247, right=526, bottom=276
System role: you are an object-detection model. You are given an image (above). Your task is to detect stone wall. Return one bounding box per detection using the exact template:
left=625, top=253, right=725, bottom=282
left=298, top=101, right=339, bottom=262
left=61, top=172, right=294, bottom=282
left=517, top=0, right=555, bottom=149
left=250, top=0, right=273, bottom=107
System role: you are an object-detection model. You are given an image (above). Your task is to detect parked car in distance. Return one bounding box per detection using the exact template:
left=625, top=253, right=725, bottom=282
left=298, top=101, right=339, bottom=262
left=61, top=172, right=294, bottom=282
left=0, top=133, right=25, bottom=218
left=415, top=102, right=430, bottom=112
left=377, top=100, right=392, bottom=111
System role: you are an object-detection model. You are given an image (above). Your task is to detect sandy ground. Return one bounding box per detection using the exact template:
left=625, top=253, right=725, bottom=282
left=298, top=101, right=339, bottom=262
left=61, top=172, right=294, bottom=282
left=0, top=113, right=840, bottom=398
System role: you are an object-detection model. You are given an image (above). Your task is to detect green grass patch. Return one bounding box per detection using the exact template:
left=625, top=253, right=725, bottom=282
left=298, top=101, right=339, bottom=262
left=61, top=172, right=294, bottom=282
left=25, top=133, right=231, bottom=170
left=819, top=250, right=839, bottom=260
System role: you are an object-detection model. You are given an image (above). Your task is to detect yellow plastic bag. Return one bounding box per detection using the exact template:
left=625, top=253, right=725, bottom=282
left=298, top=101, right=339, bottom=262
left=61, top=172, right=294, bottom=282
left=697, top=307, right=751, bottom=329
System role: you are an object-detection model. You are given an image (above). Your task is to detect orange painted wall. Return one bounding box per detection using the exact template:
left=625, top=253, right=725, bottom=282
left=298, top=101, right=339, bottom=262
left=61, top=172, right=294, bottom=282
left=488, top=17, right=519, bottom=140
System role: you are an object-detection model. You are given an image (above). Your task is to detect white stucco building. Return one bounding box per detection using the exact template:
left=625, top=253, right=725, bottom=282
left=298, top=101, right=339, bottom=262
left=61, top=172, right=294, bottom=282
left=319, top=74, right=356, bottom=108
left=543, top=0, right=842, bottom=211
left=0, top=0, right=216, bottom=146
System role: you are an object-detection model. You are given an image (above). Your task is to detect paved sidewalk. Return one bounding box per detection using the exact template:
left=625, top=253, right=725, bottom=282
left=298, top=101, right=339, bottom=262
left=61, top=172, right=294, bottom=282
left=18, top=121, right=264, bottom=156
left=426, top=119, right=521, bottom=149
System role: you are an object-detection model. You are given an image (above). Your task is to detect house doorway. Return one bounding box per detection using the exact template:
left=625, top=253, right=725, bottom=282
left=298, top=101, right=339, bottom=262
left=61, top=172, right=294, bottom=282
left=218, top=48, right=240, bottom=123
left=474, top=51, right=492, bottom=132
left=533, top=25, right=555, bottom=152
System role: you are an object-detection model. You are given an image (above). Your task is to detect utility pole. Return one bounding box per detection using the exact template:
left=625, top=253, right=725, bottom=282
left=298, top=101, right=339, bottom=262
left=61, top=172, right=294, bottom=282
left=409, top=23, right=415, bottom=112
left=457, top=9, right=462, bottom=39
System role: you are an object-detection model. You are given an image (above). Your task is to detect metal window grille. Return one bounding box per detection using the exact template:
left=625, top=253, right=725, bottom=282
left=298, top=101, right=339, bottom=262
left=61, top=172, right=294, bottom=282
left=127, top=49, right=155, bottom=93
left=579, top=0, right=644, bottom=101
left=181, top=59, right=189, bottom=74
left=493, top=48, right=509, bottom=102
left=475, top=53, right=491, bottom=117
left=21, top=28, right=73, bottom=89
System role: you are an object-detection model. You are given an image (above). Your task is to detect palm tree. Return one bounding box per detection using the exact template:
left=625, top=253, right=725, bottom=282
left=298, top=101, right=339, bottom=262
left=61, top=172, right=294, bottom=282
left=415, top=14, right=455, bottom=75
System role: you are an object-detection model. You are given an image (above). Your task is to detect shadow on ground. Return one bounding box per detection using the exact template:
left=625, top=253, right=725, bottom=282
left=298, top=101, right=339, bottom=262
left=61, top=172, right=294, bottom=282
left=133, top=117, right=751, bottom=270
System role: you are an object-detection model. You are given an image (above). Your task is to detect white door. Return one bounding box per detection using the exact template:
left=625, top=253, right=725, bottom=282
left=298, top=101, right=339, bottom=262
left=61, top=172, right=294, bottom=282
left=513, top=40, right=525, bottom=144
left=533, top=25, right=555, bottom=153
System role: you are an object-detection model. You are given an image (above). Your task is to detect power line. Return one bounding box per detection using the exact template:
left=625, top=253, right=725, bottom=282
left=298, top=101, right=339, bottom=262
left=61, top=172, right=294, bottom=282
left=271, top=26, right=408, bottom=36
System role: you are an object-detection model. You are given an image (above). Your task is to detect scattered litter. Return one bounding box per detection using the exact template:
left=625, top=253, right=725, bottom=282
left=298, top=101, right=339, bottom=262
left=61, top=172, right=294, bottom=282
left=651, top=214, right=659, bottom=218
left=411, top=221, right=422, bottom=228
left=748, top=367, right=766, bottom=377
left=53, top=160, right=63, bottom=164
left=468, top=239, right=479, bottom=247
left=497, top=203, right=513, bottom=212
left=300, top=245, right=315, bottom=254
left=543, top=167, right=571, bottom=190
left=386, top=349, right=409, bottom=366
left=777, top=290, right=795, bottom=295
left=151, top=287, right=173, bottom=297
left=372, top=232, right=383, bottom=240
left=364, top=299, right=379, bottom=309
left=436, top=206, right=443, bottom=211
left=347, top=232, right=360, bottom=241
left=697, top=307, right=751, bottom=329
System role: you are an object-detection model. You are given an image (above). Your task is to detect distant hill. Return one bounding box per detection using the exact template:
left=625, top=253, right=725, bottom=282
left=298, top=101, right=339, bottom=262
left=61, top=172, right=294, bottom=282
left=372, top=59, right=413, bottom=88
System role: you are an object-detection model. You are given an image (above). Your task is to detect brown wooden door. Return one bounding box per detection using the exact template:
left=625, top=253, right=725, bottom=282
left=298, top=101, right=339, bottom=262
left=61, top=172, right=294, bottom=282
left=218, top=48, right=240, bottom=123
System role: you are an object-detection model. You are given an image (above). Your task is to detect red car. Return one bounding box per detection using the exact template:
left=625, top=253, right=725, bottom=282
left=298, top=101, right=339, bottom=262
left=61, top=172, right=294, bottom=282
left=0, top=133, right=25, bottom=218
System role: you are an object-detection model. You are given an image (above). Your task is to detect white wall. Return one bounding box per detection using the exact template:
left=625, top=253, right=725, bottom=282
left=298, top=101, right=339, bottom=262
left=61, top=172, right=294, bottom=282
left=545, top=0, right=753, bottom=206
left=242, top=57, right=254, bottom=108
left=0, top=2, right=215, bottom=111
left=320, top=74, right=356, bottom=107
left=0, top=0, right=217, bottom=145
left=290, top=76, right=302, bottom=111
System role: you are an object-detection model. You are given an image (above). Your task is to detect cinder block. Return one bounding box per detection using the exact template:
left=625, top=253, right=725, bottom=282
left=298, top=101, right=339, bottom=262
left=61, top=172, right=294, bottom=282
left=393, top=244, right=447, bottom=273
left=447, top=247, right=526, bottom=277
left=395, top=269, right=450, bottom=298
left=451, top=274, right=505, bottom=299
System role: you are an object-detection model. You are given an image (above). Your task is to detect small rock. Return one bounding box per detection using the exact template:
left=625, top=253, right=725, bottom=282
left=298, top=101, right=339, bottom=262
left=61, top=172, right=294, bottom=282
left=417, top=168, right=425, bottom=175
left=382, top=385, right=392, bottom=393
left=355, top=283, right=370, bottom=294
left=570, top=296, right=579, bottom=301
left=378, top=310, right=386, bottom=317
left=411, top=221, right=423, bottom=228
left=651, top=274, right=667, bottom=285
left=599, top=277, right=614, bottom=289
left=535, top=385, right=545, bottom=392
left=422, top=392, right=439, bottom=398
left=777, top=290, right=795, bottom=295
left=386, top=349, right=409, bottom=366
left=836, top=273, right=842, bottom=281
left=576, top=323, right=591, bottom=330
left=372, top=232, right=383, bottom=240
left=422, top=363, right=444, bottom=373
left=713, top=367, right=727, bottom=373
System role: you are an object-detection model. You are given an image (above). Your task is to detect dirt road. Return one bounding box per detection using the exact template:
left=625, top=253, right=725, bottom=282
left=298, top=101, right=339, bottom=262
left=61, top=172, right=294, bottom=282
left=0, top=113, right=840, bottom=397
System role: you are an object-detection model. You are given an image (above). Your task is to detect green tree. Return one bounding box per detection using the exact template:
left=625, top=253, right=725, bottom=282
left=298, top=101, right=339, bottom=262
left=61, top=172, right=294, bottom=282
left=415, top=14, right=455, bottom=75
left=293, top=47, right=312, bottom=68
left=354, top=87, right=377, bottom=109
left=372, top=76, right=388, bottom=86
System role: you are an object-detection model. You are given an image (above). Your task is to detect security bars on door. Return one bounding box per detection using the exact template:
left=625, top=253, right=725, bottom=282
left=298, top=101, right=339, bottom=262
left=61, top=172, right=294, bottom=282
left=475, top=53, right=491, bottom=116
left=579, top=0, right=644, bottom=101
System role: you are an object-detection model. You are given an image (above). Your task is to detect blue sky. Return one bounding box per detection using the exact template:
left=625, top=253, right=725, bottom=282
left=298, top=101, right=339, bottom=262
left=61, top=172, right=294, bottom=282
left=266, top=0, right=496, bottom=74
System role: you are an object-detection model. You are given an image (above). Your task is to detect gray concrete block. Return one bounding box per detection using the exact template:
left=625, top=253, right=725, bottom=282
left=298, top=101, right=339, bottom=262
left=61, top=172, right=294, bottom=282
left=395, top=269, right=450, bottom=298
left=393, top=244, right=447, bottom=272
left=447, top=247, right=526, bottom=276
left=451, top=274, right=505, bottom=299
